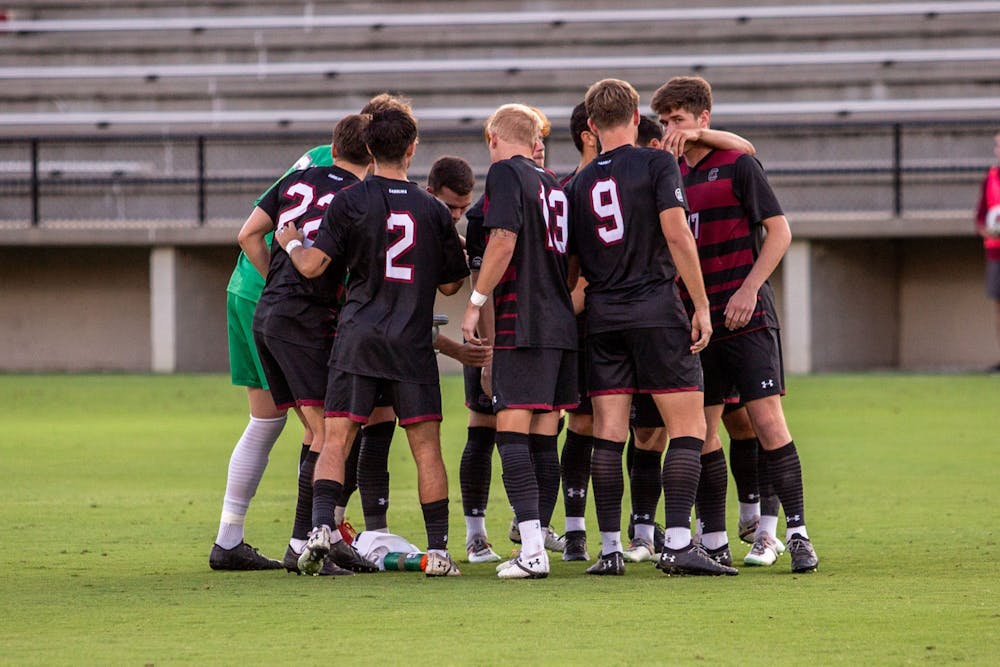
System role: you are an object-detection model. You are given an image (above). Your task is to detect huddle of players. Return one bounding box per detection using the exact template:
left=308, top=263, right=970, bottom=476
left=210, top=76, right=819, bottom=579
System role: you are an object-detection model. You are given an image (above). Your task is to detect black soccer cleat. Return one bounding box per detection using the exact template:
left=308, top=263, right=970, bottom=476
left=787, top=534, right=819, bottom=573
left=209, top=542, right=283, bottom=571
left=656, top=543, right=739, bottom=576
left=562, top=530, right=590, bottom=562
left=652, top=522, right=666, bottom=554
left=329, top=539, right=379, bottom=573
left=585, top=551, right=625, bottom=576
left=705, top=543, right=734, bottom=567
left=283, top=544, right=355, bottom=576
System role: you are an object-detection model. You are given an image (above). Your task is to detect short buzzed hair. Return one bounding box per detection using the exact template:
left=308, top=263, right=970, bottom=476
left=650, top=76, right=713, bottom=117
left=485, top=103, right=542, bottom=149
left=585, top=78, right=639, bottom=131
left=428, top=155, right=475, bottom=196
left=637, top=115, right=664, bottom=148
left=364, top=107, right=418, bottom=164
left=332, top=114, right=373, bottom=165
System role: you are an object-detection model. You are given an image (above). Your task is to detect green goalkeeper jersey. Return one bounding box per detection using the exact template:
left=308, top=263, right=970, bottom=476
left=226, top=145, right=334, bottom=300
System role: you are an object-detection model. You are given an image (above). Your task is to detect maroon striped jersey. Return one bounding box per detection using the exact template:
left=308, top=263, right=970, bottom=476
left=678, top=149, right=783, bottom=340
left=483, top=155, right=576, bottom=350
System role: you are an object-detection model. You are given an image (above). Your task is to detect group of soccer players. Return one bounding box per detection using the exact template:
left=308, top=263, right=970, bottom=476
left=209, top=75, right=819, bottom=580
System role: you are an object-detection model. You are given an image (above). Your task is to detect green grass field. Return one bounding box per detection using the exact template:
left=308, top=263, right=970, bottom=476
left=1, top=373, right=997, bottom=665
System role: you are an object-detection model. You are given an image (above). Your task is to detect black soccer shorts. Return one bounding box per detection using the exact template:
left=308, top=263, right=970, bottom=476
left=491, top=347, right=579, bottom=412
left=325, top=368, right=441, bottom=425
left=701, top=327, right=785, bottom=407
left=253, top=331, right=330, bottom=410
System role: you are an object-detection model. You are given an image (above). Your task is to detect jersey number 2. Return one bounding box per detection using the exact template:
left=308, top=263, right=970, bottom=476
left=385, top=212, right=416, bottom=282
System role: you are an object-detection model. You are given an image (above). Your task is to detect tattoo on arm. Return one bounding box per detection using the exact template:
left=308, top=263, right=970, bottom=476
left=490, top=228, right=517, bottom=240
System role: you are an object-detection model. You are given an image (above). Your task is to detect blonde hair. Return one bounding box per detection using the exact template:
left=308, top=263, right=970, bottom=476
left=485, top=103, right=542, bottom=149
left=528, top=106, right=552, bottom=139
left=585, top=78, right=640, bottom=130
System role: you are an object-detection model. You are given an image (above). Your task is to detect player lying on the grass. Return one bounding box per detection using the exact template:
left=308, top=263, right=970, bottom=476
left=566, top=77, right=737, bottom=576
left=461, top=103, right=580, bottom=579
left=279, top=106, right=471, bottom=577
left=652, top=75, right=818, bottom=573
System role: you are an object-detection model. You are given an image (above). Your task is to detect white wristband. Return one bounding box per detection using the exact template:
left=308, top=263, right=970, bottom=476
left=469, top=289, right=488, bottom=307
left=285, top=239, right=303, bottom=254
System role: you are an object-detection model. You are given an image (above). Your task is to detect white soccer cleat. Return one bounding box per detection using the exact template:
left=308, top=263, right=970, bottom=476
left=622, top=537, right=656, bottom=563
left=543, top=527, right=565, bottom=553
left=497, top=550, right=549, bottom=579
left=424, top=551, right=462, bottom=577
left=297, top=525, right=332, bottom=576
left=466, top=535, right=502, bottom=563
left=743, top=532, right=781, bottom=567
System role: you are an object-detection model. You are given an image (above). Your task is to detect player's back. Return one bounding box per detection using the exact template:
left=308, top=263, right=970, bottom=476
left=327, top=175, right=468, bottom=382
left=568, top=144, right=689, bottom=334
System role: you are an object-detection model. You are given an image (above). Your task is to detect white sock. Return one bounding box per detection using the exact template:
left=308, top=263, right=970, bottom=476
left=664, top=527, right=692, bottom=550
left=289, top=538, right=307, bottom=553
left=519, top=520, right=544, bottom=556
left=786, top=526, right=809, bottom=541
left=215, top=415, right=286, bottom=548
left=600, top=531, right=622, bottom=555
left=701, top=531, right=728, bottom=550
left=634, top=523, right=654, bottom=544
left=758, top=514, right=780, bottom=540
left=565, top=516, right=586, bottom=533
left=333, top=505, right=346, bottom=527
left=465, top=516, right=487, bottom=541
left=739, top=502, right=760, bottom=524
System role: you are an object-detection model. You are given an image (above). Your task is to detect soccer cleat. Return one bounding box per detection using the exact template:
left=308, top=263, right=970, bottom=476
left=738, top=515, right=760, bottom=544
left=297, top=526, right=332, bottom=576
left=787, top=534, right=819, bottom=573
left=209, top=542, right=283, bottom=571
left=586, top=551, right=626, bottom=575
left=497, top=550, right=549, bottom=579
left=466, top=536, right=502, bottom=563
left=544, top=527, right=565, bottom=553
left=657, top=543, right=739, bottom=576
left=424, top=551, right=462, bottom=577
left=508, top=518, right=521, bottom=544
left=562, top=531, right=590, bottom=562
left=705, top=544, right=734, bottom=567
left=328, top=539, right=379, bottom=573
left=622, top=537, right=655, bottom=563
left=337, top=520, right=357, bottom=545
left=743, top=533, right=781, bottom=567
left=652, top=523, right=665, bottom=554
left=283, top=545, right=355, bottom=576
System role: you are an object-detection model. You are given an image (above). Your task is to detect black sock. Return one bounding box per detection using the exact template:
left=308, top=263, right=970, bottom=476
left=591, top=437, right=625, bottom=533
left=629, top=447, right=662, bottom=528
left=531, top=433, right=560, bottom=529
left=298, top=443, right=310, bottom=468
left=292, top=449, right=318, bottom=540
left=696, top=449, right=728, bottom=535
left=561, top=429, right=592, bottom=520
left=662, top=436, right=703, bottom=530
left=358, top=420, right=394, bottom=531
left=625, top=429, right=636, bottom=477
left=311, top=478, right=343, bottom=530
left=728, top=437, right=760, bottom=504
left=460, top=426, right=495, bottom=518
left=763, top=441, right=805, bottom=530
left=341, top=428, right=362, bottom=507
left=495, top=431, right=539, bottom=523
left=421, top=498, right=449, bottom=551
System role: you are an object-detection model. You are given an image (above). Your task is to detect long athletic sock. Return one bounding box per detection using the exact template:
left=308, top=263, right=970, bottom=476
left=530, top=433, right=560, bottom=529
left=661, top=436, right=704, bottom=550
left=495, top=431, right=539, bottom=524
left=216, top=414, right=287, bottom=548
left=358, top=420, right=394, bottom=531
left=591, top=437, right=626, bottom=533
left=763, top=441, right=806, bottom=534
left=311, top=479, right=343, bottom=534
left=629, top=447, right=662, bottom=530
left=729, top=437, right=760, bottom=504
left=460, top=426, right=495, bottom=520
left=340, top=428, right=363, bottom=510
left=560, top=429, right=592, bottom=530
left=292, top=449, right=319, bottom=542
left=696, top=449, right=729, bottom=538
left=421, top=498, right=450, bottom=551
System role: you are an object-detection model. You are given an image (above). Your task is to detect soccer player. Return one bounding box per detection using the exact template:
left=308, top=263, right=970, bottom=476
left=975, top=130, right=1000, bottom=371
left=461, top=103, right=579, bottom=579
left=651, top=75, right=819, bottom=573
left=566, top=78, right=737, bottom=576
left=209, top=141, right=336, bottom=572
left=279, top=107, right=470, bottom=577
left=240, top=114, right=374, bottom=575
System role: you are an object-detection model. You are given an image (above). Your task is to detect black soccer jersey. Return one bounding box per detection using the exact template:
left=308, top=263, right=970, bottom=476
left=483, top=155, right=576, bottom=350
left=465, top=194, right=487, bottom=273
left=566, top=145, right=690, bottom=334
left=252, top=165, right=360, bottom=349
left=312, top=175, right=469, bottom=383
left=679, top=149, right=783, bottom=339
